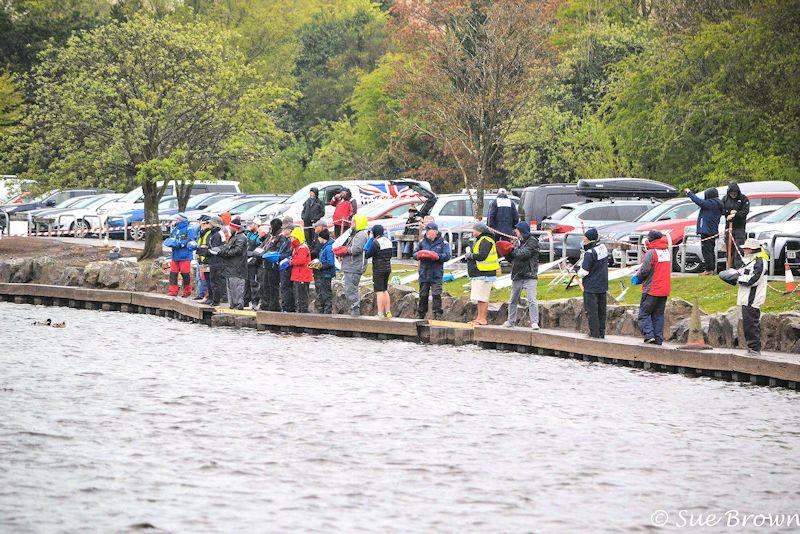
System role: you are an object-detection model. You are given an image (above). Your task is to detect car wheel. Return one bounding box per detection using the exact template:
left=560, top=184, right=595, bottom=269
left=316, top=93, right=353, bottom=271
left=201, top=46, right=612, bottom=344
left=129, top=225, right=146, bottom=241
left=674, top=251, right=701, bottom=273
left=73, top=219, right=90, bottom=237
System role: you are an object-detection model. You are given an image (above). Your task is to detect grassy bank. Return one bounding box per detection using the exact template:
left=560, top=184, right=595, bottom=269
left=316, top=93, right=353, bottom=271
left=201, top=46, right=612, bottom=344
left=364, top=264, right=800, bottom=315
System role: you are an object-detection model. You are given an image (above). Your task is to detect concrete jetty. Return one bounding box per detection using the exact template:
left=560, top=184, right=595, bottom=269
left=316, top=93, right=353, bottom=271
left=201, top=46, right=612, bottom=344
left=1, top=283, right=798, bottom=390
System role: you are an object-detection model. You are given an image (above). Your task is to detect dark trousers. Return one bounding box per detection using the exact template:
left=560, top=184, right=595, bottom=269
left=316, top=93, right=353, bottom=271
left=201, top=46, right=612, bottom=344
left=294, top=282, right=309, bottom=313
left=742, top=305, right=761, bottom=352
left=243, top=265, right=259, bottom=307
left=303, top=223, right=315, bottom=248
left=261, top=266, right=281, bottom=311
left=314, top=273, right=333, bottom=314
left=280, top=268, right=295, bottom=312
left=583, top=291, right=607, bottom=338
left=638, top=293, right=667, bottom=344
left=209, top=267, right=226, bottom=305
left=700, top=233, right=718, bottom=272
left=418, top=281, right=443, bottom=319
left=727, top=227, right=746, bottom=269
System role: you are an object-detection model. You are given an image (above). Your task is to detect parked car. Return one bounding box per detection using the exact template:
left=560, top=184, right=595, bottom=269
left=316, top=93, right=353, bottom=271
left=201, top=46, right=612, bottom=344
left=33, top=194, right=123, bottom=235
left=746, top=199, right=800, bottom=275
left=190, top=195, right=287, bottom=220
left=674, top=206, right=779, bottom=272
left=99, top=180, right=241, bottom=219
left=258, top=179, right=433, bottom=223
left=3, top=188, right=113, bottom=219
left=106, top=196, right=180, bottom=240
left=514, top=183, right=580, bottom=227
left=540, top=198, right=664, bottom=261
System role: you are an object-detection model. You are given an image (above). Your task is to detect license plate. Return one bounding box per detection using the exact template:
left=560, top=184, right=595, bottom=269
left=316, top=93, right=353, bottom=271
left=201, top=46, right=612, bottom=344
left=612, top=250, right=622, bottom=259
left=788, top=251, right=798, bottom=259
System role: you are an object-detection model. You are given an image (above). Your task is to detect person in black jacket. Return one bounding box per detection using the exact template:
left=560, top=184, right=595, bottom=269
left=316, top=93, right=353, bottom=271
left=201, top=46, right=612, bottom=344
left=301, top=188, right=326, bottom=245
left=278, top=216, right=295, bottom=312
left=259, top=218, right=285, bottom=311
left=365, top=224, right=394, bottom=318
left=722, top=181, right=750, bottom=269
left=577, top=227, right=609, bottom=338
left=212, top=216, right=248, bottom=310
left=197, top=215, right=225, bottom=306
left=487, top=188, right=519, bottom=242
left=243, top=217, right=264, bottom=309
left=503, top=222, right=540, bottom=329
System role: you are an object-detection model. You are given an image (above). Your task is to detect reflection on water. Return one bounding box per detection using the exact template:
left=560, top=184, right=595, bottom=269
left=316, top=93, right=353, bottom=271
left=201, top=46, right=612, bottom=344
left=1, top=302, right=798, bottom=532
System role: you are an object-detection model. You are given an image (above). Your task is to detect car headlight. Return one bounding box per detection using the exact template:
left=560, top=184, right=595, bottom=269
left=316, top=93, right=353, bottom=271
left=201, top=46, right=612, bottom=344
left=757, top=230, right=778, bottom=241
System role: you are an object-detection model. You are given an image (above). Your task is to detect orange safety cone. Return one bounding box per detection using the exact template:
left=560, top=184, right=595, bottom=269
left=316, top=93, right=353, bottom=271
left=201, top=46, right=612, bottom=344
left=677, top=296, right=712, bottom=350
left=785, top=262, right=796, bottom=293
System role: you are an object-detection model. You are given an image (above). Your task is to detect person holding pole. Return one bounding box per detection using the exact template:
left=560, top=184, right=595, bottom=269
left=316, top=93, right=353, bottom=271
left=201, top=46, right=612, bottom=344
left=722, top=181, right=750, bottom=269
left=736, top=238, right=768, bottom=355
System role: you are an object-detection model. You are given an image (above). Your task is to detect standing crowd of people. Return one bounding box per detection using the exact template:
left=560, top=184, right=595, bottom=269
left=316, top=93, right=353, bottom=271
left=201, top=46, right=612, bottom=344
left=163, top=182, right=769, bottom=356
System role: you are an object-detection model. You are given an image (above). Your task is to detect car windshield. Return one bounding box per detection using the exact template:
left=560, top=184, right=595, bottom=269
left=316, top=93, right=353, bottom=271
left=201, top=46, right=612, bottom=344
left=54, top=196, right=88, bottom=208
left=69, top=196, right=107, bottom=209
left=283, top=184, right=316, bottom=205
left=759, top=201, right=800, bottom=224
left=635, top=201, right=686, bottom=222
left=186, top=195, right=213, bottom=209
left=359, top=201, right=404, bottom=218
left=202, top=196, right=246, bottom=213
left=159, top=197, right=176, bottom=208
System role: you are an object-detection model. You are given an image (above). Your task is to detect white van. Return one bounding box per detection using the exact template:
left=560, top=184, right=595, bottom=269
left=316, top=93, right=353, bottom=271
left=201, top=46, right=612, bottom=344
left=259, top=179, right=434, bottom=223
left=99, top=180, right=241, bottom=217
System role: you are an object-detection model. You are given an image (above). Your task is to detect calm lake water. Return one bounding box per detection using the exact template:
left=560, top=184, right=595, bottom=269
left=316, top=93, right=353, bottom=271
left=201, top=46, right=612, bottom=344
left=1, top=301, right=799, bottom=532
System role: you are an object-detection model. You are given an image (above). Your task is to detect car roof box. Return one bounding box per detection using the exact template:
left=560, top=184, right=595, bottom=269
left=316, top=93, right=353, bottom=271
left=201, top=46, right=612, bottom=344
left=576, top=178, right=677, bottom=199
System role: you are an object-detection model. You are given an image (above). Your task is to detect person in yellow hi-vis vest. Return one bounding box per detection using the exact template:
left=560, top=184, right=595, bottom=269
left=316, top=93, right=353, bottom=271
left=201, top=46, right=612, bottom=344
left=465, top=222, right=499, bottom=325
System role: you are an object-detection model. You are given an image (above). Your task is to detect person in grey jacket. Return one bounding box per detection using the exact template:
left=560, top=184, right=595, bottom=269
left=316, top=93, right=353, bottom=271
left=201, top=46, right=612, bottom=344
left=339, top=214, right=369, bottom=316
left=503, top=222, right=540, bottom=329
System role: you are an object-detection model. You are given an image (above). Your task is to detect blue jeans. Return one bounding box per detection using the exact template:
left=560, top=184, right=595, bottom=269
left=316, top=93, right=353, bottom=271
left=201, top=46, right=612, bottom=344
left=638, top=293, right=667, bottom=344
left=196, top=264, right=207, bottom=298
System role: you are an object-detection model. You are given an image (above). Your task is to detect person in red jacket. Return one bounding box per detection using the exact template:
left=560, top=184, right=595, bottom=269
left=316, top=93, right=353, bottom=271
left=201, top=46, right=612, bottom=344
left=288, top=226, right=313, bottom=313
left=330, top=189, right=355, bottom=237
left=632, top=230, right=672, bottom=345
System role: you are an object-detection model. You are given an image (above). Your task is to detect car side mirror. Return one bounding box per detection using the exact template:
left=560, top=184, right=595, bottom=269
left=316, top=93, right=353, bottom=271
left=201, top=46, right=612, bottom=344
left=45, top=200, right=56, bottom=206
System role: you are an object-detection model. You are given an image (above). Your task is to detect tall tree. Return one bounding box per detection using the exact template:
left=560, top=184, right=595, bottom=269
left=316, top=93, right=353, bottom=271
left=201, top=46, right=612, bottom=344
left=394, top=0, right=558, bottom=214
left=19, top=14, right=291, bottom=258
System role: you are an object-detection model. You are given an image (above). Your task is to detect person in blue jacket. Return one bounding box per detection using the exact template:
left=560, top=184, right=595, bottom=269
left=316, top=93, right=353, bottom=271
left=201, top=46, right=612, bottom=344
left=577, top=227, right=608, bottom=339
left=413, top=222, right=451, bottom=320
left=314, top=228, right=336, bottom=314
left=486, top=188, right=519, bottom=241
left=164, top=212, right=197, bottom=297
left=686, top=186, right=723, bottom=275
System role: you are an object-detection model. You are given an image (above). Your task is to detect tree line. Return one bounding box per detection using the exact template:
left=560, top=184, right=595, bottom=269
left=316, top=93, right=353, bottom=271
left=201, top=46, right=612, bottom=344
left=0, top=0, right=798, bottom=256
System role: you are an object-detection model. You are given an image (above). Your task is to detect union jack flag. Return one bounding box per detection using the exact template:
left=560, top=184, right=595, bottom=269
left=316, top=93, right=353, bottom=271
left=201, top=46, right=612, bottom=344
left=358, top=183, right=420, bottom=200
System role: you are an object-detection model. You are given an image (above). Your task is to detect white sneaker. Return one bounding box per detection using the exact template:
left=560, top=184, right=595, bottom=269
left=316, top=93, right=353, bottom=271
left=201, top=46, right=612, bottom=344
left=531, top=323, right=540, bottom=330
left=502, top=321, right=513, bottom=328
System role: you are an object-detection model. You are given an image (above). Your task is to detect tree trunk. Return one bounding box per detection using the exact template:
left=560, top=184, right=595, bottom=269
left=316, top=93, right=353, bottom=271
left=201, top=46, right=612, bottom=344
left=139, top=180, right=164, bottom=260
left=176, top=180, right=193, bottom=212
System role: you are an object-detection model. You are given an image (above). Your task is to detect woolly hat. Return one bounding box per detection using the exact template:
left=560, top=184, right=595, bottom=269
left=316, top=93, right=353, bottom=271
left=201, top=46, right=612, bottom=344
left=515, top=221, right=531, bottom=238
left=647, top=230, right=663, bottom=242
left=473, top=222, right=490, bottom=234
left=318, top=228, right=330, bottom=240
left=584, top=228, right=599, bottom=242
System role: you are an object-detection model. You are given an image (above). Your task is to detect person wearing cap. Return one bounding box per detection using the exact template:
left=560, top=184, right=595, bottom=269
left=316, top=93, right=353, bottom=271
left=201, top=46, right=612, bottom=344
left=308, top=219, right=329, bottom=261
left=365, top=224, right=395, bottom=318
left=288, top=226, right=313, bottom=313
left=487, top=188, right=519, bottom=242
left=413, top=221, right=451, bottom=320
left=163, top=212, right=197, bottom=297
left=736, top=238, right=769, bottom=355
left=313, top=228, right=336, bottom=314
left=340, top=213, right=370, bottom=316
left=577, top=227, right=609, bottom=338
left=503, top=221, right=540, bottom=329
left=279, top=216, right=296, bottom=312
left=214, top=216, right=248, bottom=309
left=259, top=218, right=286, bottom=311
left=199, top=215, right=226, bottom=305
left=402, top=205, right=422, bottom=258
left=466, top=221, right=499, bottom=325
left=243, top=217, right=264, bottom=309
left=194, top=215, right=214, bottom=302
left=631, top=230, right=671, bottom=345
left=301, top=187, right=326, bottom=246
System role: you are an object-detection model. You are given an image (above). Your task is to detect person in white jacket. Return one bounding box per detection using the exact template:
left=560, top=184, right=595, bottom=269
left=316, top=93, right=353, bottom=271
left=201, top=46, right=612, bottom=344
left=736, top=238, right=769, bottom=355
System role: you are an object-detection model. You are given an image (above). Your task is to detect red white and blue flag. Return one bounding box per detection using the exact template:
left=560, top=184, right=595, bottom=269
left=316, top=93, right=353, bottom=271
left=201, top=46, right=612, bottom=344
left=358, top=183, right=420, bottom=200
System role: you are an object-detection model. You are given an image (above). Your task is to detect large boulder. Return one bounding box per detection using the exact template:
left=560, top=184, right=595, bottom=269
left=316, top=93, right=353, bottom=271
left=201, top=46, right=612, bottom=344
left=707, top=309, right=738, bottom=348
left=761, top=311, right=800, bottom=353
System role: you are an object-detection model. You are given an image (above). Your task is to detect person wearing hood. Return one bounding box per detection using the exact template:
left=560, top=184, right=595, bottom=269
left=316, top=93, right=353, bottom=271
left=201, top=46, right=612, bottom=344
left=164, top=212, right=197, bottom=297
left=413, top=222, right=451, bottom=320
left=632, top=230, right=671, bottom=345
left=487, top=188, right=519, bottom=242
left=466, top=221, right=499, bottom=325
left=338, top=213, right=369, bottom=315
left=402, top=205, right=422, bottom=258
left=366, top=224, right=395, bottom=318
left=330, top=188, right=356, bottom=238
left=577, top=227, right=608, bottom=339
left=722, top=181, right=750, bottom=269
left=288, top=226, right=313, bottom=313
left=213, top=216, right=248, bottom=309
left=313, top=228, right=336, bottom=314
left=301, top=187, right=326, bottom=245
left=244, top=217, right=264, bottom=309
left=736, top=238, right=769, bottom=355
left=279, top=215, right=296, bottom=312
left=258, top=218, right=285, bottom=311
left=502, top=221, right=540, bottom=330
left=685, top=186, right=723, bottom=274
